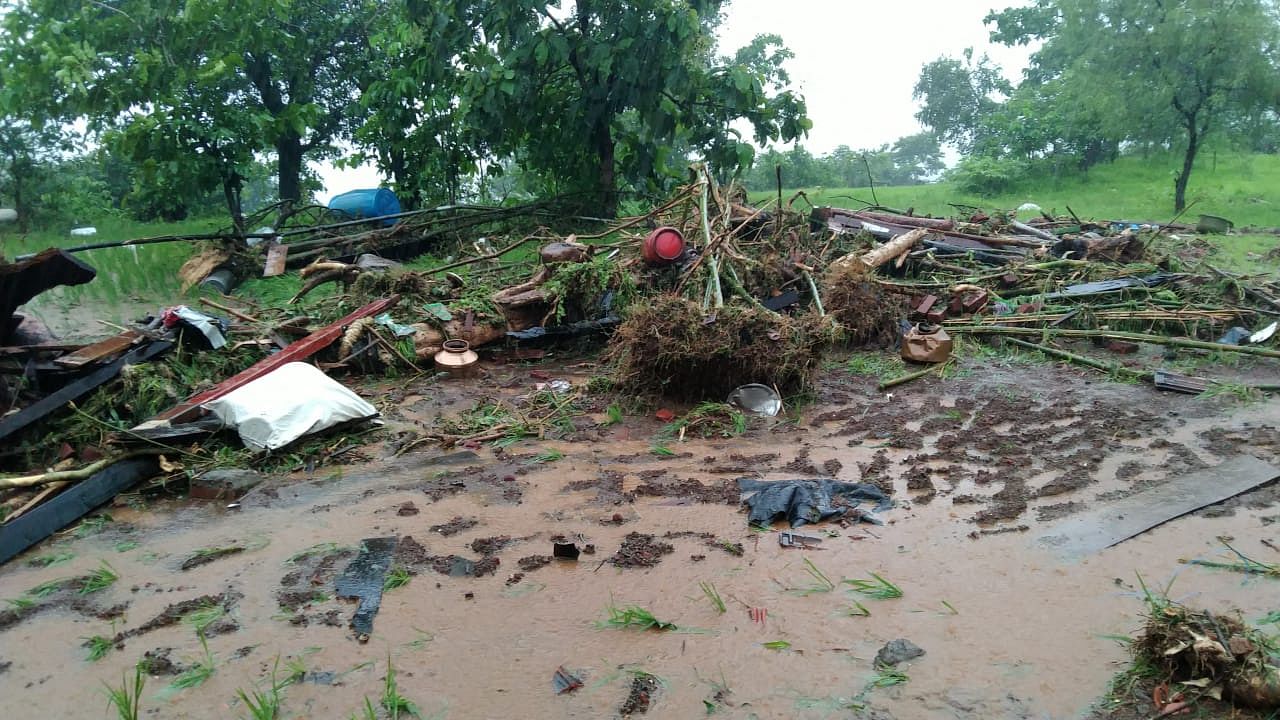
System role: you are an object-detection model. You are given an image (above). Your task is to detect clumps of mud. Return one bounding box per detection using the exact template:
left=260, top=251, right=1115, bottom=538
left=471, top=536, right=513, bottom=556
left=606, top=295, right=833, bottom=399
left=567, top=470, right=635, bottom=505
left=704, top=452, right=780, bottom=475
left=781, top=449, right=822, bottom=475
left=517, top=555, right=553, bottom=572
left=1035, top=501, right=1086, bottom=521
left=858, top=451, right=893, bottom=496
left=180, top=546, right=245, bottom=571
left=633, top=476, right=738, bottom=504
left=0, top=568, right=142, bottom=633
left=397, top=501, right=420, bottom=516
left=661, top=531, right=745, bottom=557
left=610, top=533, right=674, bottom=568
left=619, top=672, right=661, bottom=715
left=821, top=270, right=900, bottom=347
left=1135, top=603, right=1280, bottom=709
left=116, top=591, right=241, bottom=644
left=393, top=535, right=500, bottom=578
left=274, top=545, right=354, bottom=621
left=139, top=647, right=185, bottom=676
left=430, top=516, right=479, bottom=536
left=973, top=478, right=1029, bottom=524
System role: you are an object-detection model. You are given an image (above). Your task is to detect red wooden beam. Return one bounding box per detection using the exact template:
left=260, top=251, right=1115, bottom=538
left=154, top=295, right=400, bottom=423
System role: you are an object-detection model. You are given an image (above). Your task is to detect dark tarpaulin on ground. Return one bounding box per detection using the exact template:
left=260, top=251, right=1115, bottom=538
left=334, top=536, right=397, bottom=637
left=738, top=478, right=890, bottom=528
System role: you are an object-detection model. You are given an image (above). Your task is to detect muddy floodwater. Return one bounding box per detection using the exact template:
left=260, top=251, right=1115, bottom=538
left=1, top=360, right=1277, bottom=719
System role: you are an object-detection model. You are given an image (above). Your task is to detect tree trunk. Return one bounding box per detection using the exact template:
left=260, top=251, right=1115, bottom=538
left=222, top=170, right=245, bottom=236
left=1174, top=118, right=1199, bottom=213
left=277, top=133, right=303, bottom=205
left=593, top=121, right=617, bottom=217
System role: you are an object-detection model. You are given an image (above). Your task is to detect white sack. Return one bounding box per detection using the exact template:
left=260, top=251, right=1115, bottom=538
left=204, top=362, right=378, bottom=451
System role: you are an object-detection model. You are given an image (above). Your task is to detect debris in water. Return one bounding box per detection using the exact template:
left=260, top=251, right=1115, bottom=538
left=875, top=638, right=925, bottom=667
left=552, top=666, right=584, bottom=695
left=334, top=536, right=397, bottom=641
left=610, top=533, right=674, bottom=568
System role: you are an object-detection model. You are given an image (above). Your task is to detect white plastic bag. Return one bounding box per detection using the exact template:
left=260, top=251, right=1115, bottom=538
left=204, top=362, right=378, bottom=451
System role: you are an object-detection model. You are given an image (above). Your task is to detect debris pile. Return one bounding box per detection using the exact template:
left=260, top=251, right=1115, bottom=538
left=2, top=164, right=1279, bottom=567
left=1137, top=600, right=1280, bottom=709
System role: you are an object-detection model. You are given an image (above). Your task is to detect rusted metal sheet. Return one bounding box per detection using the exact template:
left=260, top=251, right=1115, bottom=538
left=153, top=295, right=400, bottom=424
left=53, top=330, right=144, bottom=368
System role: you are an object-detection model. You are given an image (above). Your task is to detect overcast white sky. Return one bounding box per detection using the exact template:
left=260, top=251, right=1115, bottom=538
left=316, top=0, right=1034, bottom=202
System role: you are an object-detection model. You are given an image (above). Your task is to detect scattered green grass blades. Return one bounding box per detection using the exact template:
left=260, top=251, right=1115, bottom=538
left=5, top=597, right=36, bottom=610
left=790, top=558, right=836, bottom=596
left=103, top=665, right=145, bottom=720
left=699, top=582, right=726, bottom=614
left=599, top=603, right=678, bottom=631
left=27, top=577, right=68, bottom=597
left=529, top=449, right=564, bottom=464
left=236, top=660, right=284, bottom=720
left=28, top=551, right=75, bottom=567
left=183, top=603, right=225, bottom=636
left=381, top=657, right=421, bottom=720
left=844, top=572, right=903, bottom=600
left=845, top=601, right=871, bottom=617
left=84, top=634, right=114, bottom=662
left=604, top=403, right=624, bottom=426
left=384, top=567, right=412, bottom=592
left=79, top=561, right=119, bottom=594
left=870, top=665, right=909, bottom=688
left=169, top=636, right=216, bottom=691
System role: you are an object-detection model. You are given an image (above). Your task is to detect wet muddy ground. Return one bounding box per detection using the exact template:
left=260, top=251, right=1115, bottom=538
left=1, top=355, right=1277, bottom=719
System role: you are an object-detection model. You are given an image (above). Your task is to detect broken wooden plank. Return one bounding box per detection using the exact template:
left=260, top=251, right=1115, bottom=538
left=263, top=242, right=289, bottom=277
left=0, top=340, right=173, bottom=444
left=151, top=295, right=400, bottom=424
left=0, top=456, right=160, bottom=565
left=1036, top=455, right=1280, bottom=558
left=53, top=329, right=144, bottom=368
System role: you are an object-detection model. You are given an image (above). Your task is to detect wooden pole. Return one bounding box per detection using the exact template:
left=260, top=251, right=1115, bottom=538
left=947, top=325, right=1280, bottom=359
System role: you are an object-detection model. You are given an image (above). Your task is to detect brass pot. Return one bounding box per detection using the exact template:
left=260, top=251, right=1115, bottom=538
left=434, top=339, right=479, bottom=377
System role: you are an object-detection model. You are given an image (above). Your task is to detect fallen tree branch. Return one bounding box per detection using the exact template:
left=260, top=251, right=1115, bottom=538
left=0, top=449, right=167, bottom=490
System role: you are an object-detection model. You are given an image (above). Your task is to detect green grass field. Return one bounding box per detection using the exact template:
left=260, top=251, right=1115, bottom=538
left=1, top=216, right=223, bottom=340
left=753, top=152, right=1280, bottom=227
left=752, top=152, right=1280, bottom=276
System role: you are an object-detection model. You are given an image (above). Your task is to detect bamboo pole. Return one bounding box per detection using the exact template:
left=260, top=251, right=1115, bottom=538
left=0, top=450, right=166, bottom=490
left=1000, top=337, right=1145, bottom=378
left=878, top=362, right=948, bottom=390
left=948, top=325, right=1280, bottom=358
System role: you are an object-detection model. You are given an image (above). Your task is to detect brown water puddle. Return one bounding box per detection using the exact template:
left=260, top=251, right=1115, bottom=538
left=1, top=365, right=1277, bottom=719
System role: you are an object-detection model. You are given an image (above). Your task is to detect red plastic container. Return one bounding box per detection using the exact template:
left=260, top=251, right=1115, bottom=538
left=642, top=227, right=685, bottom=264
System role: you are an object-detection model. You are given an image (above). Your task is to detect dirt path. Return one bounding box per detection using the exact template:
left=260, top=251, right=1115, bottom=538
left=1, top=361, right=1276, bottom=718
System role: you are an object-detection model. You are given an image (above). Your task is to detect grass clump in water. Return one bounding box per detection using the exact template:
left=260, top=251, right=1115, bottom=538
left=844, top=572, right=903, bottom=600
left=104, top=665, right=145, bottom=720
left=598, top=603, right=679, bottom=632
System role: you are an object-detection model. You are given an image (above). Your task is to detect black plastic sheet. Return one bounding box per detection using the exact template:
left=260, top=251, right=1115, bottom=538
left=738, top=478, right=890, bottom=528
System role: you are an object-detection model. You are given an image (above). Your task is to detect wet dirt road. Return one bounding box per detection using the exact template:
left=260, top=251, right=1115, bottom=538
left=1, top=363, right=1277, bottom=719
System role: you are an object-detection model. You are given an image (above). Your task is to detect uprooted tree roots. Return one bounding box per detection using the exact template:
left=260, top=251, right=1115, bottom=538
left=1135, top=600, right=1280, bottom=709
left=822, top=267, right=901, bottom=347
left=606, top=295, right=834, bottom=400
